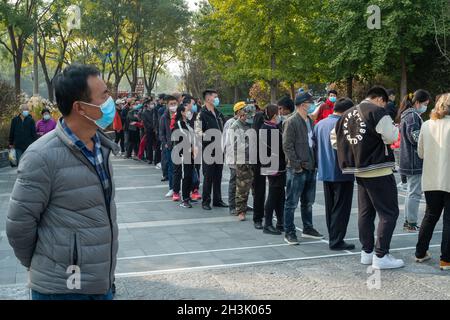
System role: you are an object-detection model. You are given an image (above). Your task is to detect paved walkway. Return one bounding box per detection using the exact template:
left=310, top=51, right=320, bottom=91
left=0, top=156, right=448, bottom=300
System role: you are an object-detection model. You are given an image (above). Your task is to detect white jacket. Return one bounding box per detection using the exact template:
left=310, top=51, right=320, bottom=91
left=418, top=116, right=450, bottom=193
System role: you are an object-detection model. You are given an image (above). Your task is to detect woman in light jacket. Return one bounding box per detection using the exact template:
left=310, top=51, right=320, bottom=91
left=415, top=93, right=450, bottom=270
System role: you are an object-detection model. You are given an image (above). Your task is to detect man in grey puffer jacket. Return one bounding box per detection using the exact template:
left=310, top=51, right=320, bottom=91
left=6, top=63, right=120, bottom=300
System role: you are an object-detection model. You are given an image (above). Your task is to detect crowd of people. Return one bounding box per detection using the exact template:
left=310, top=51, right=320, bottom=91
left=107, top=83, right=450, bottom=271
left=5, top=63, right=450, bottom=300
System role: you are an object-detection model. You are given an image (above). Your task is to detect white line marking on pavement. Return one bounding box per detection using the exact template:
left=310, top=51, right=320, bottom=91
left=118, top=242, right=323, bottom=260
left=118, top=215, right=240, bottom=229
left=115, top=244, right=441, bottom=278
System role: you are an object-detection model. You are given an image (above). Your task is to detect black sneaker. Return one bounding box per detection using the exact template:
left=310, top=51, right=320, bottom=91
left=330, top=241, right=356, bottom=251
left=254, top=221, right=263, bottom=230
left=302, top=228, right=324, bottom=239
left=263, top=225, right=282, bottom=235
left=284, top=233, right=299, bottom=245
left=276, top=224, right=284, bottom=233
left=404, top=222, right=420, bottom=233
left=180, top=201, right=192, bottom=208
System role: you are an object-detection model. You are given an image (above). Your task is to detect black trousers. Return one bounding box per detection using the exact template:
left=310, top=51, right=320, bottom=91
left=264, top=174, right=285, bottom=227
left=323, top=181, right=354, bottom=248
left=114, top=130, right=125, bottom=153
left=356, top=174, right=399, bottom=257
left=416, top=191, right=450, bottom=262
left=154, top=136, right=162, bottom=164
left=145, top=131, right=154, bottom=163
left=182, top=163, right=194, bottom=201
left=173, top=163, right=182, bottom=194
left=253, top=165, right=266, bottom=223
left=202, top=163, right=223, bottom=206
left=193, top=164, right=201, bottom=190
left=126, top=130, right=140, bottom=158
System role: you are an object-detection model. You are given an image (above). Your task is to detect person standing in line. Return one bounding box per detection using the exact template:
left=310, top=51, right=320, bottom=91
left=173, top=105, right=196, bottom=208
left=252, top=100, right=267, bottom=230
left=314, top=98, right=355, bottom=251
left=397, top=90, right=431, bottom=232
left=333, top=86, right=403, bottom=270
left=311, top=90, right=338, bottom=124
left=223, top=102, right=242, bottom=216
left=231, top=103, right=256, bottom=221
left=195, top=89, right=228, bottom=211
left=415, top=93, right=450, bottom=271
left=260, top=104, right=286, bottom=235
left=282, top=92, right=324, bottom=245
left=113, top=100, right=125, bottom=155
left=160, top=95, right=178, bottom=198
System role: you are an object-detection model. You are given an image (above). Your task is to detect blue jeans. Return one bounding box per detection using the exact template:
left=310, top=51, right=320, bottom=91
left=31, top=289, right=113, bottom=300
left=164, top=147, right=173, bottom=190
left=405, top=174, right=422, bottom=224
left=284, top=168, right=317, bottom=235
left=15, top=149, right=24, bottom=166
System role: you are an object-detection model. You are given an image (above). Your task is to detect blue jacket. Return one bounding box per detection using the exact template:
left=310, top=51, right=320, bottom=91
left=313, top=114, right=354, bottom=182
left=399, top=108, right=423, bottom=176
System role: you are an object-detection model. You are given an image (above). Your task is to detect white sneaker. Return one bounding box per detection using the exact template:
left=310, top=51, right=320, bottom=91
left=372, top=254, right=405, bottom=270
left=361, top=251, right=374, bottom=265
left=156, top=163, right=161, bottom=169
left=165, top=190, right=174, bottom=198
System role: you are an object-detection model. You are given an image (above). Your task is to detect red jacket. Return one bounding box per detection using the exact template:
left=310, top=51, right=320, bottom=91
left=315, top=99, right=334, bottom=124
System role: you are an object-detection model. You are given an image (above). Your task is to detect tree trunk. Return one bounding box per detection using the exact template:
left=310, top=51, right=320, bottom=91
left=14, top=67, right=21, bottom=97
left=346, top=75, right=353, bottom=99
left=400, top=52, right=407, bottom=99
left=47, top=81, right=54, bottom=102
left=290, top=83, right=295, bottom=100
left=234, top=85, right=239, bottom=103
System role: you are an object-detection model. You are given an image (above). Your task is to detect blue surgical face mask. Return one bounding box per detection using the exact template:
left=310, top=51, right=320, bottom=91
left=192, top=104, right=198, bottom=113
left=43, top=114, right=51, bottom=121
left=329, top=96, right=337, bottom=103
left=307, top=103, right=316, bottom=114
left=245, top=117, right=254, bottom=125
left=133, top=104, right=143, bottom=110
left=213, top=97, right=220, bottom=107
left=83, top=96, right=116, bottom=130
left=22, top=111, right=30, bottom=117
left=418, top=105, right=428, bottom=114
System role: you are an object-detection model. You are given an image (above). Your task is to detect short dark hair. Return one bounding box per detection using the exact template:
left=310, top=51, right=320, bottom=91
left=265, top=104, right=278, bottom=120
left=54, top=64, right=100, bottom=116
left=202, top=89, right=217, bottom=100
left=158, top=93, right=166, bottom=100
left=277, top=96, right=295, bottom=112
left=334, top=98, right=354, bottom=113
left=165, top=95, right=178, bottom=103
left=41, top=108, right=51, bottom=115
left=366, top=86, right=389, bottom=102
left=182, top=94, right=194, bottom=105
left=328, top=90, right=338, bottom=96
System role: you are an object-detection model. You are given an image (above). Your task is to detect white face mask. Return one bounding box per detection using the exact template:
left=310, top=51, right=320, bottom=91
left=186, top=111, right=193, bottom=120
left=169, top=105, right=177, bottom=113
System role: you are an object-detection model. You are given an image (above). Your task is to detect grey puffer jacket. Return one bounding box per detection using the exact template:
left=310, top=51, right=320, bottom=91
left=6, top=119, right=120, bottom=295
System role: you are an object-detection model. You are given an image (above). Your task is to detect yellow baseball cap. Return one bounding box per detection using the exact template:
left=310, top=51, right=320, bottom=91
left=233, top=101, right=246, bottom=113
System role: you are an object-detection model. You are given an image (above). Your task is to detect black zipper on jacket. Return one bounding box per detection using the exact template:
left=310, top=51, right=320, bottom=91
left=73, top=233, right=78, bottom=265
